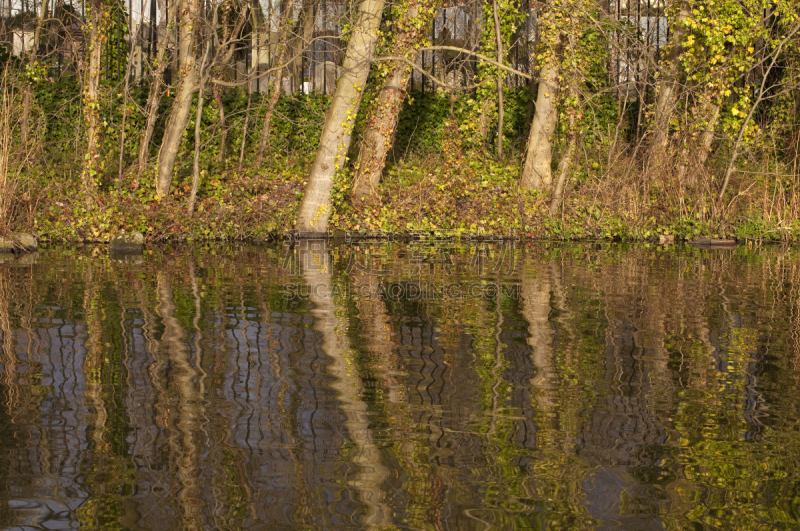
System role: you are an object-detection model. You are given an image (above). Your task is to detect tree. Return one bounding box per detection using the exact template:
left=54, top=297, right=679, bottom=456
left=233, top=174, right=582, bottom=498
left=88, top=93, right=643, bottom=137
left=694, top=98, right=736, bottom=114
left=295, top=0, right=386, bottom=232
left=350, top=0, right=439, bottom=200
left=649, top=0, right=690, bottom=161
left=154, top=0, right=202, bottom=198
left=136, top=0, right=171, bottom=181
left=81, top=0, right=111, bottom=203
left=188, top=0, right=249, bottom=213
left=256, top=0, right=296, bottom=165
left=519, top=1, right=567, bottom=191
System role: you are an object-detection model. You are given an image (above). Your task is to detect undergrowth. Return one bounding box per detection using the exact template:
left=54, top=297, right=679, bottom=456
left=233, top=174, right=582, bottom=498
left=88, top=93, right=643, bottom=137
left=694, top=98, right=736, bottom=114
left=3, top=85, right=800, bottom=243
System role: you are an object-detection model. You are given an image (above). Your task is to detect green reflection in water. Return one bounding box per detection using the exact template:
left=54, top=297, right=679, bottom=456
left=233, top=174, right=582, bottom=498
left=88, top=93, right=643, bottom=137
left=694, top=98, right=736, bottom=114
left=0, top=243, right=799, bottom=529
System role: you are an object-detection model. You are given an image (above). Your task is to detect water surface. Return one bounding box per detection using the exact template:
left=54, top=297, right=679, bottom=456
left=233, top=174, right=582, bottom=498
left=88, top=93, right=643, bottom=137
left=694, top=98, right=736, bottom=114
left=1, top=241, right=799, bottom=530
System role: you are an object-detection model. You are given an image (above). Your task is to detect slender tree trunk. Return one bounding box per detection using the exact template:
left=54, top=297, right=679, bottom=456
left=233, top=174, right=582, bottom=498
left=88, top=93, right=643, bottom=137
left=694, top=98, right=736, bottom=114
left=649, top=0, right=689, bottom=158
left=20, top=88, right=31, bottom=149
left=520, top=60, right=560, bottom=190
left=0, top=78, right=18, bottom=229
left=155, top=0, right=200, bottom=198
left=117, top=34, right=138, bottom=191
left=349, top=0, right=436, bottom=200
left=492, top=0, right=504, bottom=159
left=81, top=0, right=107, bottom=203
left=549, top=134, right=576, bottom=214
left=137, top=2, right=170, bottom=181
left=188, top=37, right=213, bottom=215
left=20, top=0, right=49, bottom=148
left=213, top=85, right=226, bottom=163
left=238, top=91, right=252, bottom=170
left=295, top=0, right=385, bottom=232
left=549, top=30, right=581, bottom=212
left=256, top=0, right=293, bottom=164
left=697, top=102, right=720, bottom=167
left=256, top=63, right=286, bottom=164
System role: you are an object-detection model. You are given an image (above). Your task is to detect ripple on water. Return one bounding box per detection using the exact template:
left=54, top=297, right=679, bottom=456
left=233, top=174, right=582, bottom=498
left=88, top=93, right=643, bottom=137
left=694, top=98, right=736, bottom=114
left=0, top=243, right=799, bottom=529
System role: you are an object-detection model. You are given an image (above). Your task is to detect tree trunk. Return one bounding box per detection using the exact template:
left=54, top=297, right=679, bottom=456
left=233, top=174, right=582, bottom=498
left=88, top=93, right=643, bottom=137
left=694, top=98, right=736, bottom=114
left=213, top=85, right=226, bottom=164
left=155, top=0, right=200, bottom=199
left=649, top=0, right=690, bottom=158
left=492, top=0, right=504, bottom=159
left=238, top=91, right=252, bottom=170
left=81, top=0, right=107, bottom=202
left=697, top=102, right=720, bottom=167
left=549, top=30, right=581, bottom=212
left=256, top=67, right=285, bottom=164
left=677, top=100, right=720, bottom=186
left=350, top=63, right=409, bottom=199
left=520, top=60, right=560, bottom=190
left=137, top=3, right=170, bottom=181
left=349, top=0, right=436, bottom=200
left=20, top=87, right=31, bottom=149
left=256, top=0, right=293, bottom=165
left=549, top=133, right=576, bottom=214
left=188, top=39, right=213, bottom=215
left=295, top=0, right=385, bottom=232
left=117, top=32, right=138, bottom=191
left=20, top=0, right=49, bottom=148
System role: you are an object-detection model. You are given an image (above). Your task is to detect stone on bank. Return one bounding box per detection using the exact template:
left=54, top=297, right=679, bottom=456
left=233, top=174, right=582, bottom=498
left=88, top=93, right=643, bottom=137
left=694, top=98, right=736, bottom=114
left=109, top=232, right=145, bottom=254
left=0, top=233, right=38, bottom=253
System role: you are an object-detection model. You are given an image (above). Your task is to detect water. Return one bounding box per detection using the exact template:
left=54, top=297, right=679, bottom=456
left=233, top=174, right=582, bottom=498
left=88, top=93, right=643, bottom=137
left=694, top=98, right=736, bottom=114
left=1, top=241, right=799, bottom=530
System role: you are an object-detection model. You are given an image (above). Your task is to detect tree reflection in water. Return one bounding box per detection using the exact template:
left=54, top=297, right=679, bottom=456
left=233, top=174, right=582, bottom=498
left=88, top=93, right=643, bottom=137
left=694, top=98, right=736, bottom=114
left=0, top=243, right=799, bottom=529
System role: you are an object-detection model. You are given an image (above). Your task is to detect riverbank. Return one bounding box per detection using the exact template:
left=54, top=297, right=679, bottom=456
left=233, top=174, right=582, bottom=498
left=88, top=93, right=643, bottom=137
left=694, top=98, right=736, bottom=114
left=8, top=152, right=799, bottom=245
left=3, top=87, right=798, bottom=245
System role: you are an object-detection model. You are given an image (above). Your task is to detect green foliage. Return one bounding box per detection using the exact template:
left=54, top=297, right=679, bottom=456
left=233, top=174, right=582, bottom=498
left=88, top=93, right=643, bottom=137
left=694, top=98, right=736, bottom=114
left=395, top=88, right=533, bottom=157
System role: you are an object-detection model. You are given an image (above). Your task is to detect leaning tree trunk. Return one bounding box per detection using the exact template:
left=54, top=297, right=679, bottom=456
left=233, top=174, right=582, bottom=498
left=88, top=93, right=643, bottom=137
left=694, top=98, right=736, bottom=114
left=188, top=37, right=213, bottom=215
left=520, top=59, right=560, bottom=190
left=649, top=0, right=690, bottom=159
left=350, top=64, right=409, bottom=199
left=255, top=64, right=286, bottom=164
left=295, top=0, right=386, bottom=232
left=155, top=0, right=200, bottom=199
left=350, top=0, right=436, bottom=200
left=136, top=6, right=170, bottom=181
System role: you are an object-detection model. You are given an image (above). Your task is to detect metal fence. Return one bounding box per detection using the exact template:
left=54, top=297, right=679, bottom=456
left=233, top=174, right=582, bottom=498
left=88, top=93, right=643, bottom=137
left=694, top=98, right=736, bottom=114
left=1, top=0, right=672, bottom=100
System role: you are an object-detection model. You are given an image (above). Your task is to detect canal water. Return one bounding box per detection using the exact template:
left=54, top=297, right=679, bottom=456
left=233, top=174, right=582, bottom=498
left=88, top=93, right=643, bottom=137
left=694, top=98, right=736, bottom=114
left=0, top=241, right=799, bottom=530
